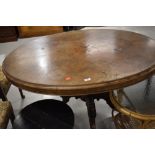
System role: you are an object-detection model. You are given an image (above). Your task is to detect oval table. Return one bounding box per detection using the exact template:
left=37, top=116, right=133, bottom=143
left=3, top=29, right=155, bottom=128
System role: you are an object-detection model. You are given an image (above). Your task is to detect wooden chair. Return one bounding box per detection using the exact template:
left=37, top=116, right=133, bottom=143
left=0, top=101, right=15, bottom=128
left=0, top=66, right=25, bottom=101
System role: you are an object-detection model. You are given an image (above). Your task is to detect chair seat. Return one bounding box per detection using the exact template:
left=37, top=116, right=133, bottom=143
left=13, top=99, right=74, bottom=129
left=0, top=65, right=25, bottom=101
left=113, top=113, right=155, bottom=129
left=0, top=66, right=11, bottom=94
left=0, top=101, right=12, bottom=128
left=113, top=113, right=141, bottom=129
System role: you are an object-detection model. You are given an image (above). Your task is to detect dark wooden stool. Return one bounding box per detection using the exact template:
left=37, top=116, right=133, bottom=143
left=13, top=99, right=74, bottom=129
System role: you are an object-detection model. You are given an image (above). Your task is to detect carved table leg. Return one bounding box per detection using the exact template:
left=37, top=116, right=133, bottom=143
left=85, top=96, right=96, bottom=129
left=61, top=96, right=70, bottom=104
left=75, top=95, right=97, bottom=129
left=89, top=92, right=115, bottom=110
left=61, top=92, right=114, bottom=129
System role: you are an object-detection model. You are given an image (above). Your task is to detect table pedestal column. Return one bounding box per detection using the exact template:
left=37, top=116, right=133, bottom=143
left=75, top=95, right=96, bottom=128
left=62, top=92, right=114, bottom=129
left=84, top=96, right=96, bottom=129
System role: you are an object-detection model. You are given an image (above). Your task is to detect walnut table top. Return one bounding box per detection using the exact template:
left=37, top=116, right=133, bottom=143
left=3, top=29, right=155, bottom=96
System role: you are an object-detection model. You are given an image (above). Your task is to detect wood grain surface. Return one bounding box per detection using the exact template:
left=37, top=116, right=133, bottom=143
left=3, top=29, right=155, bottom=96
left=18, top=26, right=63, bottom=38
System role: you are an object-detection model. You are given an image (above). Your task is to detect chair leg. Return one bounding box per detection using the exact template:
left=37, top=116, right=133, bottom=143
left=1, top=93, right=8, bottom=101
left=0, top=87, right=8, bottom=101
left=18, top=88, right=25, bottom=99
left=10, top=108, right=15, bottom=124
left=9, top=104, right=15, bottom=127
